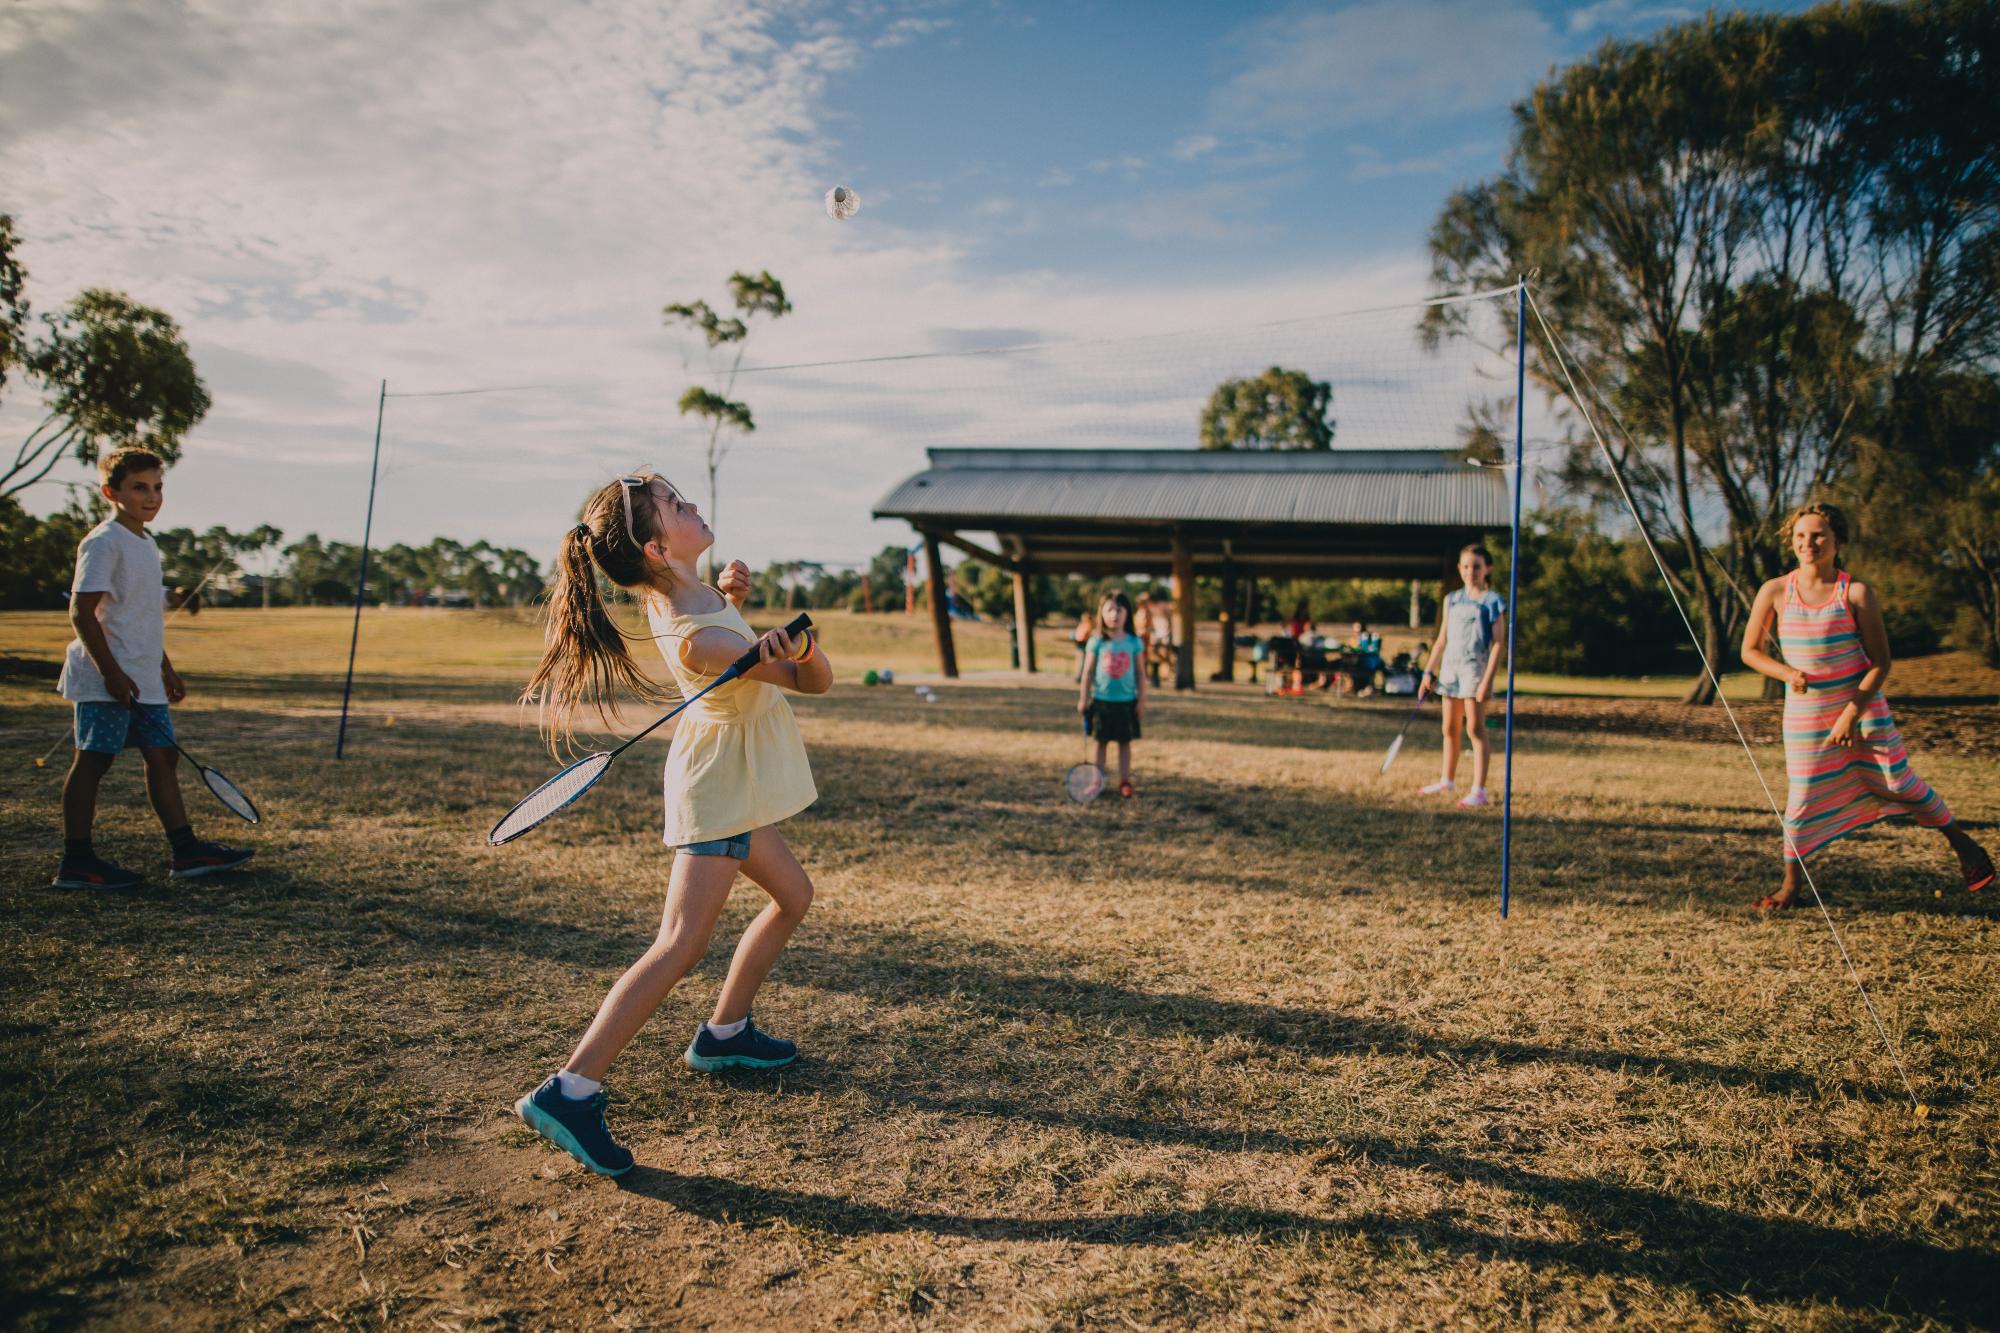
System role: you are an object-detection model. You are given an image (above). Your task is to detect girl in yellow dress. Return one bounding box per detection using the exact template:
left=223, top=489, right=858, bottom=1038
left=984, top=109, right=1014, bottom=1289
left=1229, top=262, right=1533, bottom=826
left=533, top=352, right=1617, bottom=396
left=513, top=471, right=831, bottom=1177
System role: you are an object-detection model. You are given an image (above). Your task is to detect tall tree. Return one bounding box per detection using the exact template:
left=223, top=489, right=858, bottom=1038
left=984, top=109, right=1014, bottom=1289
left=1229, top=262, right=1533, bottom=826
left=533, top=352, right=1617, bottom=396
left=6, top=287, right=210, bottom=497
left=1199, top=366, right=1335, bottom=451
left=663, top=270, right=791, bottom=579
left=1425, top=1, right=2000, bottom=700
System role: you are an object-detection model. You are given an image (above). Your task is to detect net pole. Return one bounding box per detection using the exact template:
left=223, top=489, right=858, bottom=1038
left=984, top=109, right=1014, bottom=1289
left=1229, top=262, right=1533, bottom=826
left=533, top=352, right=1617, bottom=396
left=335, top=379, right=386, bottom=759
left=1500, top=283, right=1526, bottom=919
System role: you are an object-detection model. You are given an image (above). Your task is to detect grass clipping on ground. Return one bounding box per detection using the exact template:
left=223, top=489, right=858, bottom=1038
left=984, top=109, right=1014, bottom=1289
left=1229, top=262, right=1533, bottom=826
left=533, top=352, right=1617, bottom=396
left=1, top=609, right=1996, bottom=1330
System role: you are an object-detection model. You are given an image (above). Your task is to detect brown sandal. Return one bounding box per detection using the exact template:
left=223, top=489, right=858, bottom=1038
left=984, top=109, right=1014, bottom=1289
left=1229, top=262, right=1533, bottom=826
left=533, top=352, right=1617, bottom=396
left=1754, top=893, right=1803, bottom=912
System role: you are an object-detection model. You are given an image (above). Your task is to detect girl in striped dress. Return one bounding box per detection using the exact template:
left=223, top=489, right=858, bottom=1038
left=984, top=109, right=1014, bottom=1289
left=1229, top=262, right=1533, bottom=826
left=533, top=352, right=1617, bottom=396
left=1740, top=503, right=1992, bottom=910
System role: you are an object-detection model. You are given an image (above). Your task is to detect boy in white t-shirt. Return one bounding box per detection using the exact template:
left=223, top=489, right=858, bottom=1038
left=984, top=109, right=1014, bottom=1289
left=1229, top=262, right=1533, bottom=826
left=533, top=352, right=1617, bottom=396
left=52, top=448, right=254, bottom=889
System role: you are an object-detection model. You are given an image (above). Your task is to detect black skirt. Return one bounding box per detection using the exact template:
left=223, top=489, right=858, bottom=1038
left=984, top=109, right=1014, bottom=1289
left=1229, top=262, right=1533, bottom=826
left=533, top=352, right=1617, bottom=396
left=1087, top=699, right=1141, bottom=743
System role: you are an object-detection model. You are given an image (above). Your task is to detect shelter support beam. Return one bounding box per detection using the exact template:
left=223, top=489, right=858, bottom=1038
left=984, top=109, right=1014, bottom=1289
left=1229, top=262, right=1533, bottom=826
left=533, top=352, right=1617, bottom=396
left=934, top=530, right=1022, bottom=573
left=1172, top=530, right=1196, bottom=690
left=1216, top=563, right=1237, bottom=682
left=1012, top=568, right=1036, bottom=675
left=924, top=533, right=958, bottom=679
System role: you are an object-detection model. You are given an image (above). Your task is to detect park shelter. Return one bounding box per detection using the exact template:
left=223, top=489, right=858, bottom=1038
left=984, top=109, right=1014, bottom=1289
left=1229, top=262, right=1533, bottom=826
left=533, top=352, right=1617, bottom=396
left=873, top=447, right=1511, bottom=686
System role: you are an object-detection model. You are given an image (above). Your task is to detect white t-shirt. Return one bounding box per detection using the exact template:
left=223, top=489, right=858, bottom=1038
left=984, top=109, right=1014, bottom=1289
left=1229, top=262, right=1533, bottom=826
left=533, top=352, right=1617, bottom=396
left=59, top=520, right=168, bottom=704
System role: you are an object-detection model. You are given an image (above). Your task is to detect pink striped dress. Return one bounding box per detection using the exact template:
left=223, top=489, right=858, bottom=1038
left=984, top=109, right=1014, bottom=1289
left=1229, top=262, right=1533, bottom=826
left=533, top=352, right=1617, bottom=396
left=1779, top=571, right=1951, bottom=861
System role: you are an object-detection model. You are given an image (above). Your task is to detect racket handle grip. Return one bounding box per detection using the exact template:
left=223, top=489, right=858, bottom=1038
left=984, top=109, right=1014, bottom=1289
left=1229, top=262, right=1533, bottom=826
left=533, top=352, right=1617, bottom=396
left=726, top=613, right=814, bottom=677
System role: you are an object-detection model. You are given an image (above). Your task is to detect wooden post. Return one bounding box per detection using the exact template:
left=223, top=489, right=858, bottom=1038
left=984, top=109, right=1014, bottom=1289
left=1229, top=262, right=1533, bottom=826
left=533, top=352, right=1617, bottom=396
left=1243, top=573, right=1259, bottom=683
left=925, top=534, right=958, bottom=678
left=1216, top=563, right=1237, bottom=682
left=1172, top=530, right=1196, bottom=690
left=1012, top=568, right=1036, bottom=675
left=1408, top=577, right=1421, bottom=629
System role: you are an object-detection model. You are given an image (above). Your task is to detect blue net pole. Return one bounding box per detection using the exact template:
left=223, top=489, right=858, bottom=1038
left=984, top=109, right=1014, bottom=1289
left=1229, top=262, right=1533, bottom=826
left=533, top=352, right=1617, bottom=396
left=1500, top=284, right=1526, bottom=918
left=335, top=380, right=386, bottom=759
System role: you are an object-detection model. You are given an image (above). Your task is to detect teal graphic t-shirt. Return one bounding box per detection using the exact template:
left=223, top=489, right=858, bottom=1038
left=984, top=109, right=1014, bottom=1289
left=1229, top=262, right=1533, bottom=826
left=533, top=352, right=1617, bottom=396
left=1087, top=632, right=1142, bottom=703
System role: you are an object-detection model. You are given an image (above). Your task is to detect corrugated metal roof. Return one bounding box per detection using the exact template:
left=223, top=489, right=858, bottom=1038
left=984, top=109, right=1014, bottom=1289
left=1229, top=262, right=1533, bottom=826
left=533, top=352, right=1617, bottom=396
left=874, top=448, right=1507, bottom=528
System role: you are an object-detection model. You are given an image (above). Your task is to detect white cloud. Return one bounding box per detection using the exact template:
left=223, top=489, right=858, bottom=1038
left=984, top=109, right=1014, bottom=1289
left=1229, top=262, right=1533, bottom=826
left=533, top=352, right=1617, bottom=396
left=1209, top=0, right=1554, bottom=134
left=872, top=15, right=953, bottom=48
left=1348, top=140, right=1497, bottom=180
left=1171, top=134, right=1220, bottom=162
left=1037, top=167, right=1076, bottom=188
left=1565, top=0, right=1698, bottom=34
left=0, top=1, right=1495, bottom=571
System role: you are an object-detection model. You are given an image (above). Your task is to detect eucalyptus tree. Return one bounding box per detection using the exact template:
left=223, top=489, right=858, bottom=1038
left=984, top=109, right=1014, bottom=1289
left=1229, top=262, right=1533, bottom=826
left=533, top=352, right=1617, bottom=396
left=664, top=270, right=791, bottom=579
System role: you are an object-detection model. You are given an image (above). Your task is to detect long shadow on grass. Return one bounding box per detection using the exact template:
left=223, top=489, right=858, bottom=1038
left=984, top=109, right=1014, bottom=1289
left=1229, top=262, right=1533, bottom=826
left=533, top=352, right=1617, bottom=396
left=781, top=929, right=1870, bottom=1103
left=614, top=1152, right=1996, bottom=1323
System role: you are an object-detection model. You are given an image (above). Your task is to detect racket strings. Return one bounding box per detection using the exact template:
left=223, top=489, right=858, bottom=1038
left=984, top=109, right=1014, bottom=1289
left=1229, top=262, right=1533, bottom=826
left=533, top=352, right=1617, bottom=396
left=202, top=767, right=260, bottom=823
left=490, top=752, right=614, bottom=844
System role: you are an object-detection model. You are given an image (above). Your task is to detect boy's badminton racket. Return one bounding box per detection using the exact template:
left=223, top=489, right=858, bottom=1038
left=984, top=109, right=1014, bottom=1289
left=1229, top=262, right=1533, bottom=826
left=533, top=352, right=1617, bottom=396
left=1379, top=689, right=1428, bottom=775
left=127, top=704, right=262, bottom=824
left=1064, top=711, right=1105, bottom=803
left=489, top=613, right=812, bottom=845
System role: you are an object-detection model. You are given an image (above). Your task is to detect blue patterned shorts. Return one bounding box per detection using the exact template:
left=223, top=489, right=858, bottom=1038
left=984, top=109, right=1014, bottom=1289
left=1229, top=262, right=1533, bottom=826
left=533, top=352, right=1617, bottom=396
left=679, top=831, right=752, bottom=860
left=75, top=701, right=175, bottom=754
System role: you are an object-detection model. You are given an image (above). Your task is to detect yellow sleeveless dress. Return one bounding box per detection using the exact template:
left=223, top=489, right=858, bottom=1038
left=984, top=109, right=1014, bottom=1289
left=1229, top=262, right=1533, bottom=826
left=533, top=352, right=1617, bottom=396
left=646, top=595, right=817, bottom=846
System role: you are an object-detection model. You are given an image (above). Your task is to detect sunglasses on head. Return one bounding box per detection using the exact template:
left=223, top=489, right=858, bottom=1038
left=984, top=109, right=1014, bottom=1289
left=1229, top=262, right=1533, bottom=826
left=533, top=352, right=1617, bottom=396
left=618, top=472, right=684, bottom=542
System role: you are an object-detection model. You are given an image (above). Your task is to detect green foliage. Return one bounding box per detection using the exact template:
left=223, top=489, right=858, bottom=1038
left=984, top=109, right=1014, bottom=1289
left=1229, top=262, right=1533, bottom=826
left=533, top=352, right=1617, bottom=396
left=1199, top=366, right=1335, bottom=451
left=8, top=289, right=210, bottom=497
left=1425, top=0, right=2000, bottom=697
left=0, top=214, right=27, bottom=399
left=676, top=386, right=753, bottom=433
left=1507, top=512, right=1686, bottom=676
left=0, top=493, right=91, bottom=609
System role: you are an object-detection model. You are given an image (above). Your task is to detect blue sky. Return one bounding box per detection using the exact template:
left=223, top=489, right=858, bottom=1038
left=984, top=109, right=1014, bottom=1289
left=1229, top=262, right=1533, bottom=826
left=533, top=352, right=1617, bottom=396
left=0, top=0, right=1812, bottom=570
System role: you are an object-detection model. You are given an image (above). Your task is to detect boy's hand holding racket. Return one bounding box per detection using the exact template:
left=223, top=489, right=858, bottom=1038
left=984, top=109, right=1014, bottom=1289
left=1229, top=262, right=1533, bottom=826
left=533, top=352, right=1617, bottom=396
left=104, top=667, right=140, bottom=708
left=163, top=664, right=187, bottom=704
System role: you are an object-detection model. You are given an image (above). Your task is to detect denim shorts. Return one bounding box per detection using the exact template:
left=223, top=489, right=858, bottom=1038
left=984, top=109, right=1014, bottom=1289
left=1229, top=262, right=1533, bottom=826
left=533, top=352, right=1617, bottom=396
left=678, top=831, right=752, bottom=860
left=75, top=701, right=175, bottom=754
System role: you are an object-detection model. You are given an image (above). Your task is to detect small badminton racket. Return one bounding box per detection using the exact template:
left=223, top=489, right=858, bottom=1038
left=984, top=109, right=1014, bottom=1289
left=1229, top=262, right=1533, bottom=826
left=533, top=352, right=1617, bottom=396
left=127, top=704, right=262, bottom=823
left=489, top=613, right=811, bottom=845
left=1379, top=686, right=1428, bottom=775
left=1064, top=710, right=1105, bottom=803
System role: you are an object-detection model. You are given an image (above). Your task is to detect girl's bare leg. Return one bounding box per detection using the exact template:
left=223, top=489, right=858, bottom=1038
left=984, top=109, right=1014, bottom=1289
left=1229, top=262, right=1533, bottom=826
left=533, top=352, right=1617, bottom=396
left=1439, top=699, right=1464, bottom=785
left=1094, top=739, right=1109, bottom=770
left=565, top=851, right=739, bottom=1080
left=1116, top=740, right=1132, bottom=786
left=1466, top=699, right=1492, bottom=790
left=711, top=826, right=815, bottom=1025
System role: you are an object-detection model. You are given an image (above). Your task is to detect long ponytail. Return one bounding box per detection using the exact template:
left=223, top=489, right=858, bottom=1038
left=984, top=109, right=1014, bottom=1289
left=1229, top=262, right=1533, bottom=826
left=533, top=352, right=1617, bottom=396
left=522, top=477, right=677, bottom=747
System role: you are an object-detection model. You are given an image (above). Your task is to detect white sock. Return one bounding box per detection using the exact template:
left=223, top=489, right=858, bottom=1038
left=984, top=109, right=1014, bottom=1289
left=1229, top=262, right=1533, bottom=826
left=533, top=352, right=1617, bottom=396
left=705, top=1016, right=749, bottom=1040
left=555, top=1069, right=601, bottom=1100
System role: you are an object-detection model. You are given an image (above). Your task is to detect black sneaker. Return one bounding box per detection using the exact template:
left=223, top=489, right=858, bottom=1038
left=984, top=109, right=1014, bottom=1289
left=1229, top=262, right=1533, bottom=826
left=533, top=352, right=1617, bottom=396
left=514, top=1077, right=634, bottom=1176
left=684, top=1016, right=798, bottom=1072
left=169, top=840, right=255, bottom=880
left=50, top=853, right=145, bottom=890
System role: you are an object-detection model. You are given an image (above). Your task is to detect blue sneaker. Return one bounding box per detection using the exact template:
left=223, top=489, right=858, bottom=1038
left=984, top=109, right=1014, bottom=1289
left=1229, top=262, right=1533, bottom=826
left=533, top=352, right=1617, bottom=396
left=684, top=1016, right=798, bottom=1072
left=514, top=1077, right=633, bottom=1176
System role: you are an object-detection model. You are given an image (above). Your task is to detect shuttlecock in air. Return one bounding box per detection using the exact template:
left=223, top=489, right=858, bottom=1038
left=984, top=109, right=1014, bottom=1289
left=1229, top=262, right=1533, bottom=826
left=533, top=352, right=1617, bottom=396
left=824, top=186, right=860, bottom=221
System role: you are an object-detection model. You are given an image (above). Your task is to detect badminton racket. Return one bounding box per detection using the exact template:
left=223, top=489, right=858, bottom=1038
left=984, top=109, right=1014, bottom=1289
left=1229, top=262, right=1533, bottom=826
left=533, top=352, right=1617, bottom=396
left=1064, top=710, right=1105, bottom=803
left=489, top=613, right=811, bottom=845
left=127, top=704, right=262, bottom=823
left=1379, top=684, right=1429, bottom=775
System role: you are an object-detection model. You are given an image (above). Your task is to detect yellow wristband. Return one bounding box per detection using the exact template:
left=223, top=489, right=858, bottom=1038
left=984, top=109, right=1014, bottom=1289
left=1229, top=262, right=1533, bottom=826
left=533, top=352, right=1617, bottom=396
left=790, top=628, right=815, bottom=662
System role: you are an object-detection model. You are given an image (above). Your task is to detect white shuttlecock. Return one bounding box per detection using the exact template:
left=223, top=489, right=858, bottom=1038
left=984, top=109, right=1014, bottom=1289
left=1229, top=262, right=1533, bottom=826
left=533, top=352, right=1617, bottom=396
left=824, top=185, right=860, bottom=221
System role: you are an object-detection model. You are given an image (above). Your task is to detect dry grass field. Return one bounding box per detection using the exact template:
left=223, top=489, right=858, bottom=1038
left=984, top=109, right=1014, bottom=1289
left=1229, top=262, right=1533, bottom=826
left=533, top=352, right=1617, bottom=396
left=2, top=608, right=1997, bottom=1330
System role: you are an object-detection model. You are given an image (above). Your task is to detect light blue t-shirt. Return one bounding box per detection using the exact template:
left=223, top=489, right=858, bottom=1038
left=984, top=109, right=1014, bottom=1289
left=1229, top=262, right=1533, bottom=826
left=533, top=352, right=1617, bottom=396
left=1440, top=587, right=1506, bottom=677
left=1087, top=632, right=1143, bottom=703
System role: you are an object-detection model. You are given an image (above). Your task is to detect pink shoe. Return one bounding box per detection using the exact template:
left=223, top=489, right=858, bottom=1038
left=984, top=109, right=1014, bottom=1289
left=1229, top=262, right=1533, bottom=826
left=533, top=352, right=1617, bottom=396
left=1457, top=787, right=1491, bottom=808
left=1419, top=779, right=1456, bottom=796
